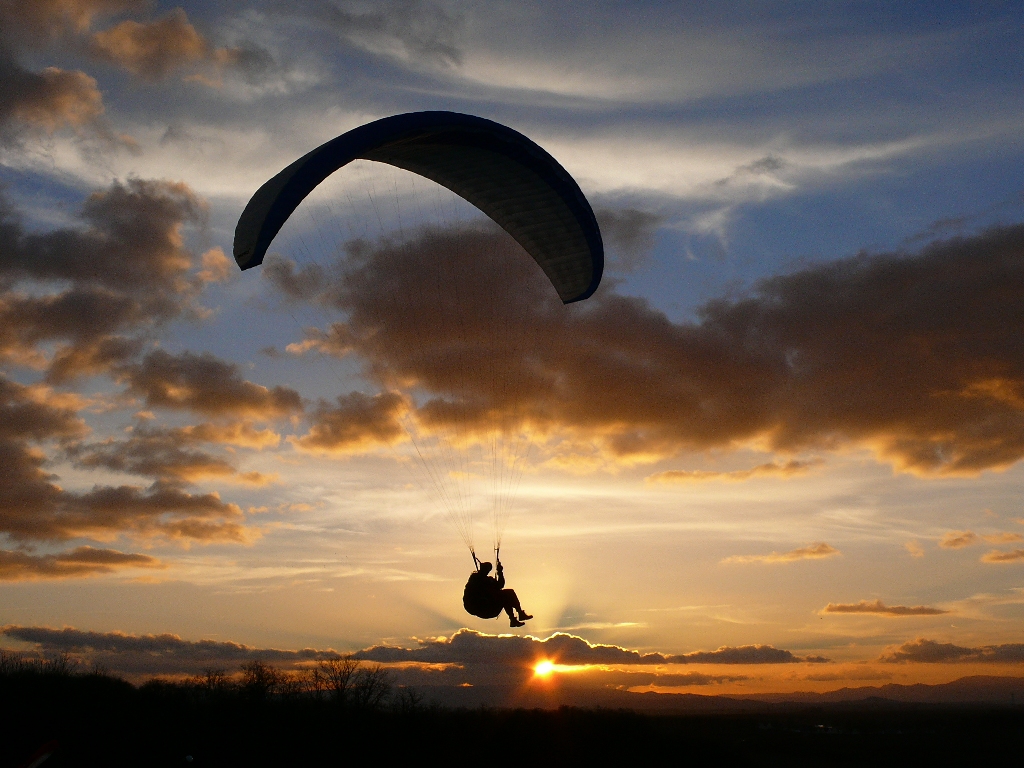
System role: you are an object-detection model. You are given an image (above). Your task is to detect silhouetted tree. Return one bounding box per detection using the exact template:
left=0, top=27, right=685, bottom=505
left=318, top=656, right=359, bottom=704
left=239, top=659, right=282, bottom=701
left=350, top=664, right=393, bottom=710
left=194, top=668, right=231, bottom=695
left=393, top=686, right=423, bottom=713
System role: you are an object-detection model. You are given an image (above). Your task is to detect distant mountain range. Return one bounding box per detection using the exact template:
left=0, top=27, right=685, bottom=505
left=416, top=675, right=1024, bottom=711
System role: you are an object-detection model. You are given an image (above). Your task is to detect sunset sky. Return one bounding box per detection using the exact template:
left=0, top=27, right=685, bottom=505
left=3, top=0, right=1024, bottom=698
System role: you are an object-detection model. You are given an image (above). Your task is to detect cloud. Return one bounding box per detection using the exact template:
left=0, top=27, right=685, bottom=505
left=319, top=0, right=463, bottom=67
left=273, top=222, right=1024, bottom=475
left=0, top=625, right=826, bottom=680
left=0, top=56, right=104, bottom=138
left=0, top=2, right=149, bottom=141
left=70, top=424, right=275, bottom=485
left=880, top=638, right=1024, bottom=664
left=594, top=207, right=664, bottom=272
left=0, top=546, right=161, bottom=581
left=0, top=1, right=144, bottom=44
left=88, top=8, right=238, bottom=82
left=822, top=600, right=949, bottom=617
left=939, top=531, right=977, bottom=549
left=292, top=391, right=407, bottom=453
left=647, top=459, right=822, bottom=483
left=118, top=349, right=302, bottom=419
left=722, top=542, right=840, bottom=564
left=0, top=374, right=248, bottom=543
left=982, top=532, right=1023, bottom=544
left=980, top=549, right=1024, bottom=563
left=905, top=540, right=925, bottom=558
left=353, top=628, right=825, bottom=666
left=0, top=179, right=211, bottom=382
left=0, top=625, right=342, bottom=675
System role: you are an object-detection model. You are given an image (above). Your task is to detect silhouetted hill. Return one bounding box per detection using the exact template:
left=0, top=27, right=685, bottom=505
left=721, top=675, right=1024, bottom=706
left=416, top=675, right=1024, bottom=711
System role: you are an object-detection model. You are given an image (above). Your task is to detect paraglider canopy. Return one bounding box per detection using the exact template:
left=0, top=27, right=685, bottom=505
left=233, top=111, right=603, bottom=303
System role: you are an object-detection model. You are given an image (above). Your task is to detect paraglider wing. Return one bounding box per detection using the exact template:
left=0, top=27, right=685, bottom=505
left=233, top=111, right=603, bottom=303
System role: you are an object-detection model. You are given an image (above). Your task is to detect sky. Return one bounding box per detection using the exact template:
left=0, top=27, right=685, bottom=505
left=2, top=0, right=1024, bottom=700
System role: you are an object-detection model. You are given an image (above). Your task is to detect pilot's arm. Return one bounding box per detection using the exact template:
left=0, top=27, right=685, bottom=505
left=495, top=560, right=506, bottom=589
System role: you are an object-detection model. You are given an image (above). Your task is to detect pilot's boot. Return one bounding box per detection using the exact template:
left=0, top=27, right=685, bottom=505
left=510, top=618, right=526, bottom=627
left=517, top=611, right=533, bottom=621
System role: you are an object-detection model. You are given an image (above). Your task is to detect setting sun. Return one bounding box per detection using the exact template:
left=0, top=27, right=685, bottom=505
left=534, top=660, right=555, bottom=678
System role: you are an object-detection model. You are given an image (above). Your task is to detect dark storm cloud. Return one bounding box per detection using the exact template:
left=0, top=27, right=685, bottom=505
left=880, top=638, right=1024, bottom=664
left=282, top=222, right=1024, bottom=475
left=118, top=349, right=302, bottom=419
left=353, top=628, right=824, bottom=665
left=0, top=546, right=161, bottom=581
left=823, top=600, right=949, bottom=617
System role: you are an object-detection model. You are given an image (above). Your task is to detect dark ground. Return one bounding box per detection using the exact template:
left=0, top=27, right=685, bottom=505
left=3, top=670, right=1023, bottom=767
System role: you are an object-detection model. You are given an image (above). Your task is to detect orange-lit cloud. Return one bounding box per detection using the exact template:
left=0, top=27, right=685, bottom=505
left=0, top=546, right=161, bottom=581
left=2, top=65, right=103, bottom=134
left=118, top=349, right=302, bottom=419
left=722, top=542, right=840, bottom=564
left=881, top=638, right=1024, bottom=663
left=646, top=459, right=822, bottom=483
left=292, top=391, right=406, bottom=453
left=905, top=540, right=925, bottom=558
left=88, top=8, right=238, bottom=82
left=982, top=532, right=1023, bottom=544
left=822, top=599, right=948, bottom=617
left=939, top=531, right=977, bottom=549
left=0, top=374, right=248, bottom=543
left=351, top=628, right=826, bottom=665
left=71, top=424, right=275, bottom=485
left=0, top=1, right=145, bottom=42
left=272, top=223, right=1024, bottom=475
left=0, top=180, right=211, bottom=382
left=980, top=549, right=1024, bottom=563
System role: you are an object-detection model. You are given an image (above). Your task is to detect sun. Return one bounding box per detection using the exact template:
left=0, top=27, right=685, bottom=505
left=534, top=660, right=555, bottom=678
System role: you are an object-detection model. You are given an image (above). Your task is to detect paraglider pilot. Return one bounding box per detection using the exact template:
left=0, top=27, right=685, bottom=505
left=463, top=554, right=533, bottom=627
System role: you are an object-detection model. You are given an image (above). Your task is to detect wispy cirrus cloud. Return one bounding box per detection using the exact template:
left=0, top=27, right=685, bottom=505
left=646, top=459, right=822, bottom=484
left=822, top=600, right=948, bottom=617
left=722, top=543, right=840, bottom=565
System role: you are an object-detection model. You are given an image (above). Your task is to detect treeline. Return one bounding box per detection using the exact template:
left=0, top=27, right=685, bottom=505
left=2, top=650, right=428, bottom=766
left=4, top=652, right=1024, bottom=767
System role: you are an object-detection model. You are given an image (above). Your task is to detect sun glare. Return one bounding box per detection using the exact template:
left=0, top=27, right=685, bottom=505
left=534, top=660, right=555, bottom=678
